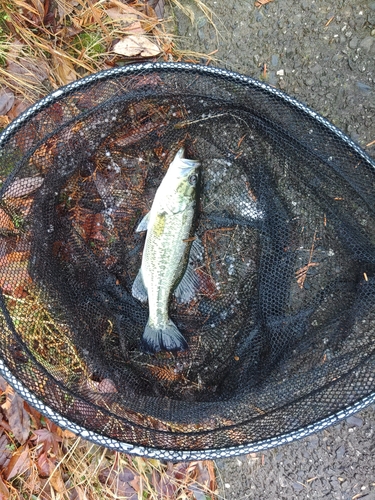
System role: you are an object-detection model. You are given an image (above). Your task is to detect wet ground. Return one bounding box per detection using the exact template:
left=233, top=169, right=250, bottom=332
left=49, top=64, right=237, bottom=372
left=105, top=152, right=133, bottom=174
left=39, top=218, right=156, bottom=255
left=170, top=0, right=375, bottom=498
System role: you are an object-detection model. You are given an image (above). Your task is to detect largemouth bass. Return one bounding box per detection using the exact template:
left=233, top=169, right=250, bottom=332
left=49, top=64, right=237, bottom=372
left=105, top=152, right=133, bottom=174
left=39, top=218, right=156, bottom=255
left=132, top=148, right=200, bottom=353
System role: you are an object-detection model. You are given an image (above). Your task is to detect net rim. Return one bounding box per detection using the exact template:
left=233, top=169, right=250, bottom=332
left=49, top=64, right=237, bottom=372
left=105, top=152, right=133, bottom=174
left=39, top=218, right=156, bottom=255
left=0, top=62, right=374, bottom=460
left=0, top=62, right=374, bottom=169
left=1, top=357, right=374, bottom=460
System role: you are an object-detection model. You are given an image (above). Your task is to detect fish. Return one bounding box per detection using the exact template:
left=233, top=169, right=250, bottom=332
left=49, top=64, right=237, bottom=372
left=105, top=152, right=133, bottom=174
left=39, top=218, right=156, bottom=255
left=132, top=148, right=201, bottom=353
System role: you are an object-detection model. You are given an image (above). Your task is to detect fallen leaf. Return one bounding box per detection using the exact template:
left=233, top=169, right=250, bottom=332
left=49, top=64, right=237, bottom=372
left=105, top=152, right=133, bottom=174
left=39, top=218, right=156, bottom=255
left=36, top=451, right=52, bottom=478
left=195, top=461, right=210, bottom=486
left=189, top=484, right=207, bottom=500
left=3, top=176, right=44, bottom=199
left=98, top=378, right=118, bottom=393
left=60, top=428, right=77, bottom=440
left=37, top=477, right=54, bottom=499
left=3, top=444, right=30, bottom=480
left=147, top=0, right=165, bottom=19
left=0, top=116, right=10, bottom=128
left=56, top=0, right=75, bottom=21
left=0, top=251, right=29, bottom=264
left=0, top=260, right=31, bottom=295
left=59, top=24, right=83, bottom=42
left=7, top=99, right=30, bottom=121
left=112, top=35, right=160, bottom=57
left=0, top=433, right=13, bottom=468
left=23, top=402, right=42, bottom=429
left=52, top=54, right=77, bottom=85
left=0, top=475, right=10, bottom=499
left=0, top=89, right=15, bottom=115
left=0, top=208, right=15, bottom=232
left=49, top=467, right=67, bottom=494
left=6, top=57, right=49, bottom=87
left=0, top=376, right=7, bottom=392
left=255, top=0, right=274, bottom=6
left=152, top=469, right=177, bottom=499
left=123, top=20, right=145, bottom=34
left=105, top=6, right=140, bottom=23
left=1, top=385, right=30, bottom=445
left=98, top=466, right=138, bottom=499
left=73, top=211, right=107, bottom=242
left=32, top=427, right=62, bottom=456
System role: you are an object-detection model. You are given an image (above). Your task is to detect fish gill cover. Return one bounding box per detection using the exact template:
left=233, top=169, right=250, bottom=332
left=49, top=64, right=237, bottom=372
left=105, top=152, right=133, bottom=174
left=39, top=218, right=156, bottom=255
left=0, top=63, right=374, bottom=460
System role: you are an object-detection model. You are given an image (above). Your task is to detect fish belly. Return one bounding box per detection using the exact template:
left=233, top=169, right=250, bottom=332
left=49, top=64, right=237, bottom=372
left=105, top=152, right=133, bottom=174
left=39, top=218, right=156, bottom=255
left=143, top=208, right=193, bottom=328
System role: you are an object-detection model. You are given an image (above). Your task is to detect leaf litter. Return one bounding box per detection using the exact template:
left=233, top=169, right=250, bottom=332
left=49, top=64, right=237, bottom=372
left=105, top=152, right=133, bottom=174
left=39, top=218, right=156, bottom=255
left=0, top=376, right=218, bottom=498
left=0, top=0, right=219, bottom=497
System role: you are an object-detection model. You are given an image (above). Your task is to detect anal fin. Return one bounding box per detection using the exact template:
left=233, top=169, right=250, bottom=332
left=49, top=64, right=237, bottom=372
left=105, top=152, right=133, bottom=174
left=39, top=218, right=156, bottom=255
left=135, top=212, right=150, bottom=232
left=132, top=269, right=148, bottom=303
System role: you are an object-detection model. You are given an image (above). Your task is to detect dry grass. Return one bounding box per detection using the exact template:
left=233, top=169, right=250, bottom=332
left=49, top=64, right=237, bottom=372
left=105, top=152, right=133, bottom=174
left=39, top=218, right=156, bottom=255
left=0, top=0, right=217, bottom=104
left=0, top=413, right=218, bottom=499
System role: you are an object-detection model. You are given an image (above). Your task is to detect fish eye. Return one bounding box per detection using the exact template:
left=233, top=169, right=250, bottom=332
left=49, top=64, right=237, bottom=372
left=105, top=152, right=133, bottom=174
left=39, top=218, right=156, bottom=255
left=188, top=174, right=198, bottom=185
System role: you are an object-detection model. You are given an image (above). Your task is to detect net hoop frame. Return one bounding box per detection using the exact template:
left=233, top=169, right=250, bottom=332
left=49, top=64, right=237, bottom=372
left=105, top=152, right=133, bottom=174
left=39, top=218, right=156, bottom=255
left=0, top=62, right=374, bottom=460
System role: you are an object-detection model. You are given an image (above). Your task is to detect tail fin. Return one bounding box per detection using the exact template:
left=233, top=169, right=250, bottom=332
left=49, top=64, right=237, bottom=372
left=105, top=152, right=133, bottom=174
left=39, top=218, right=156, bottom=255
left=140, top=319, right=188, bottom=354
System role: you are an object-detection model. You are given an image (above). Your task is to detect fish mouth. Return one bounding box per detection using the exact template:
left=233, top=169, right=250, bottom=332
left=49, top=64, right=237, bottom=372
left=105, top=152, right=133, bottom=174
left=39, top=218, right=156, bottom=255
left=175, top=148, right=200, bottom=177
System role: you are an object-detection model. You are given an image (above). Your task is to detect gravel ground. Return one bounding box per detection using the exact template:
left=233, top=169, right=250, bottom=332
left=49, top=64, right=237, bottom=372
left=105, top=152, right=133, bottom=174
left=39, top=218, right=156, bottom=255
left=170, top=1, right=375, bottom=498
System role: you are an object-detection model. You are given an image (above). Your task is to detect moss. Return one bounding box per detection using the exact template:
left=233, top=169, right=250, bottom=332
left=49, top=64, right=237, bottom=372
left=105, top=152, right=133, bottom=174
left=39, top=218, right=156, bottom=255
left=72, top=31, right=106, bottom=57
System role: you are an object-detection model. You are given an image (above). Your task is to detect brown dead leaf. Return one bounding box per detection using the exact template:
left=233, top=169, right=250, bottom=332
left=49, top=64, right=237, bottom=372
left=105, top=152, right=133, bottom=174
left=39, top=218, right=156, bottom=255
left=98, top=467, right=138, bottom=499
left=255, top=0, right=274, bottom=6
left=147, top=0, right=165, bottom=20
left=105, top=6, right=145, bottom=33
left=52, top=54, right=77, bottom=85
left=0, top=89, right=15, bottom=115
left=49, top=467, right=67, bottom=494
left=0, top=208, right=15, bottom=232
left=36, top=451, right=52, bottom=478
left=23, top=402, right=42, bottom=430
left=0, top=251, right=29, bottom=264
left=0, top=475, right=10, bottom=500
left=3, top=176, right=44, bottom=199
left=152, top=469, right=177, bottom=499
left=6, top=57, right=49, bottom=87
left=3, top=444, right=30, bottom=480
left=0, top=433, right=13, bottom=469
left=105, top=6, right=140, bottom=23
left=67, top=485, right=86, bottom=500
left=0, top=376, right=7, bottom=392
left=0, top=116, right=10, bottom=128
left=195, top=461, right=210, bottom=488
left=56, top=0, right=75, bottom=21
left=7, top=99, right=31, bottom=121
left=97, top=378, right=118, bottom=393
left=1, top=386, right=30, bottom=445
left=0, top=258, right=32, bottom=296
left=112, top=35, right=160, bottom=57
left=31, top=427, right=62, bottom=456
left=58, top=427, right=77, bottom=440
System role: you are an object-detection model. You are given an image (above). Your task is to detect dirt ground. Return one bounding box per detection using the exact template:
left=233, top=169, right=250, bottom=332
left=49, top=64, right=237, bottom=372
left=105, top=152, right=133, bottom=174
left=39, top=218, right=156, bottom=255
left=170, top=0, right=375, bottom=498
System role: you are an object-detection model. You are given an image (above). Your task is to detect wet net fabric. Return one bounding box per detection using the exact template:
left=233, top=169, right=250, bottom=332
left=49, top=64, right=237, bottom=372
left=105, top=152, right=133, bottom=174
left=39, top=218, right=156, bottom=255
left=0, top=63, right=375, bottom=459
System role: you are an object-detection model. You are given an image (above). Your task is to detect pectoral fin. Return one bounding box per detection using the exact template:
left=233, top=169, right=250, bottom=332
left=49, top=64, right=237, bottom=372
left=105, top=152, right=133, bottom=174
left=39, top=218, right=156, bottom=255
left=174, top=238, right=204, bottom=303
left=135, top=212, right=150, bottom=232
left=132, top=269, right=148, bottom=302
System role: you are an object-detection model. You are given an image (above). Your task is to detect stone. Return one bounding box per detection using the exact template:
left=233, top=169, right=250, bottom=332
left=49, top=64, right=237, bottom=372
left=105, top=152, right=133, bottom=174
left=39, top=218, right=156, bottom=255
left=349, top=36, right=358, bottom=49
left=292, top=482, right=304, bottom=491
left=271, top=54, right=279, bottom=67
left=360, top=37, right=374, bottom=51
left=346, top=415, right=364, bottom=427
left=336, top=445, right=345, bottom=459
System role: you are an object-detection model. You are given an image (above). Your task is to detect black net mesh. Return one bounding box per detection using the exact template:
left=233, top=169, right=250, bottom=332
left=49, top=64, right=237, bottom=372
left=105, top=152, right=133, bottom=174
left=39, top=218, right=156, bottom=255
left=0, top=63, right=375, bottom=460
